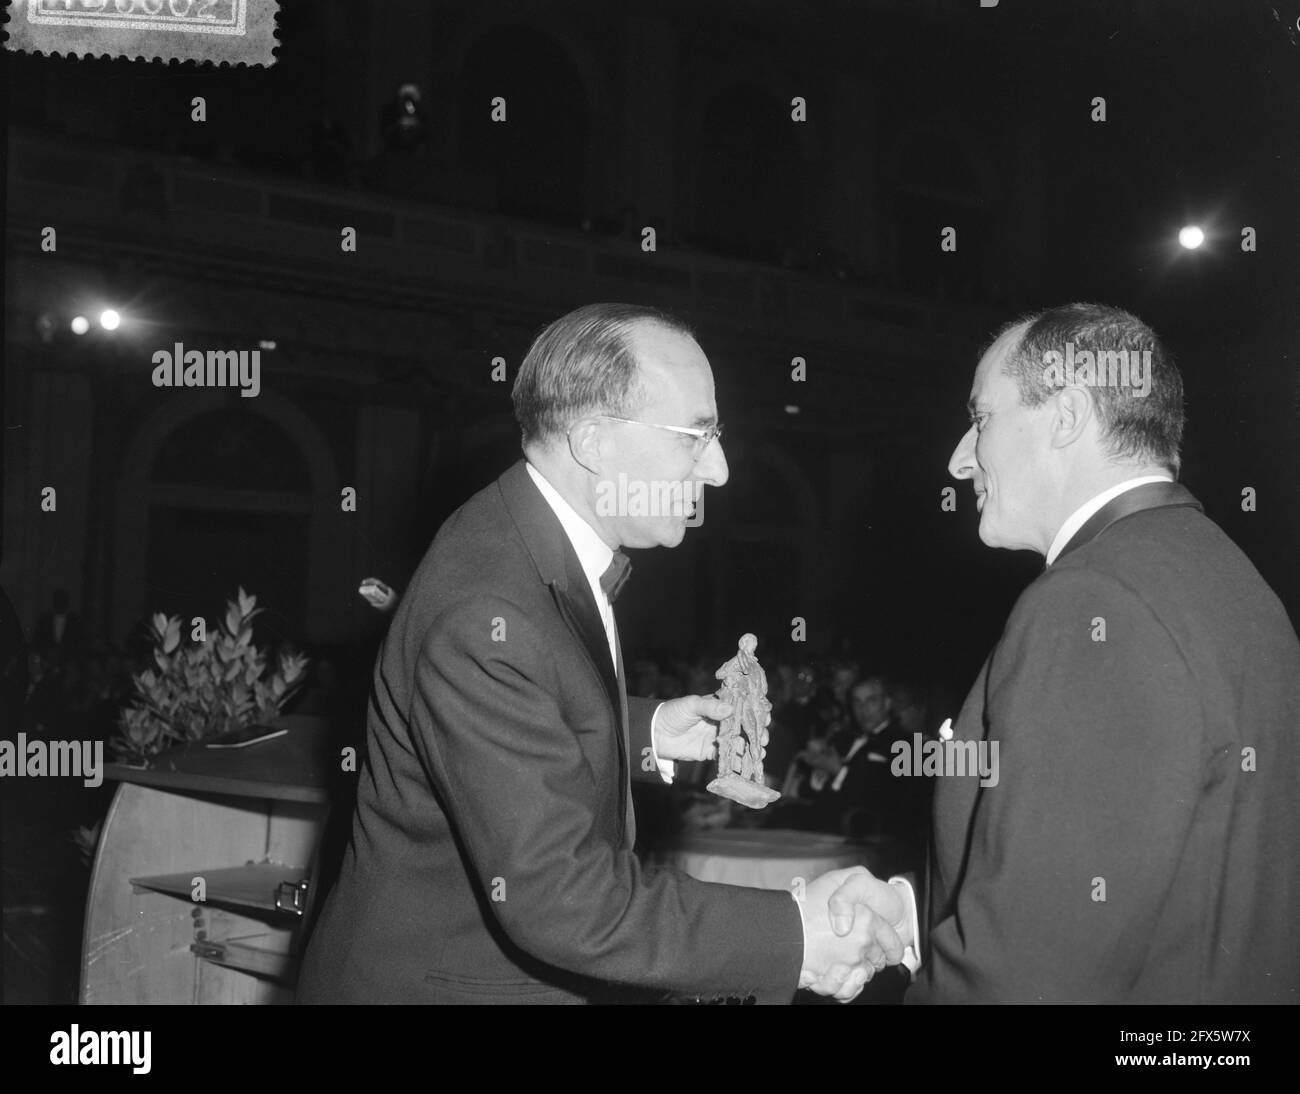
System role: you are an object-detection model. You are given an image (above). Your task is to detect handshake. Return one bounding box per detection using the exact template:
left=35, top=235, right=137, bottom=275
left=795, top=866, right=917, bottom=1002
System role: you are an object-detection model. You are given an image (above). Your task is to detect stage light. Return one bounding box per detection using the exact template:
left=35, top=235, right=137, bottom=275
left=100, top=309, right=122, bottom=331
left=1178, top=226, right=1205, bottom=250
left=71, top=316, right=90, bottom=335
left=784, top=404, right=801, bottom=415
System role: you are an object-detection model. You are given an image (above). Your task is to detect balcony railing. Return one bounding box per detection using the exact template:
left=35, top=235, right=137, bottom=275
left=6, top=129, right=996, bottom=346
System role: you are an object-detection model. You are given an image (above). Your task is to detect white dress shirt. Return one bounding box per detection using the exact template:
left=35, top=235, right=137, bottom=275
left=809, top=719, right=891, bottom=793
left=1046, top=474, right=1174, bottom=565
left=526, top=462, right=674, bottom=782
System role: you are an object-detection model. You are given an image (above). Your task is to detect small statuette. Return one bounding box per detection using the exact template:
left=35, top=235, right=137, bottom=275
left=707, top=633, right=780, bottom=808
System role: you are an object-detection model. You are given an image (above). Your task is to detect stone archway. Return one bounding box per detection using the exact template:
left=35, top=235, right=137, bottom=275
left=451, top=23, right=593, bottom=224
left=113, top=391, right=341, bottom=644
left=685, top=79, right=817, bottom=263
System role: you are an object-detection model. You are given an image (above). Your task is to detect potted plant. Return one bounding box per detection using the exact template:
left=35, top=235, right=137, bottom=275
left=112, top=588, right=309, bottom=765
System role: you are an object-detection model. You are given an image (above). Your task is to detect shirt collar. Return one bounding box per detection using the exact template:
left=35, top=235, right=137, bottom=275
left=1046, top=474, right=1174, bottom=566
left=525, top=461, right=614, bottom=597
left=847, top=719, right=891, bottom=752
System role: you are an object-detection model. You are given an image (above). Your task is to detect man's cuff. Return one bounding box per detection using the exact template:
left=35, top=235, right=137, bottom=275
left=649, top=704, right=676, bottom=783
left=791, top=884, right=813, bottom=988
left=888, top=876, right=921, bottom=976
left=830, top=764, right=849, bottom=792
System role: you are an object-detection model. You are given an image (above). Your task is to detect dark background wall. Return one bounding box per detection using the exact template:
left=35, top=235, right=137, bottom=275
left=5, top=0, right=1298, bottom=708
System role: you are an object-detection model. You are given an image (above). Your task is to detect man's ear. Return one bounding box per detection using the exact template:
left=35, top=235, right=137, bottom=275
left=567, top=418, right=605, bottom=475
left=1050, top=387, right=1093, bottom=450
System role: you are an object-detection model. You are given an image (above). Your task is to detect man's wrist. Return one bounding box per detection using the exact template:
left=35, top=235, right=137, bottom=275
left=791, top=886, right=814, bottom=988
left=649, top=703, right=675, bottom=783
left=888, top=876, right=921, bottom=976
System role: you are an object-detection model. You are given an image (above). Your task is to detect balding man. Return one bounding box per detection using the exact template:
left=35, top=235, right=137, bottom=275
left=297, top=303, right=900, bottom=1004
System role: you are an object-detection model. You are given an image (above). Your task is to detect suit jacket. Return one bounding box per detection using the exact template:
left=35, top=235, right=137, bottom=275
left=33, top=611, right=84, bottom=654
left=909, top=482, right=1300, bottom=1003
left=297, top=460, right=803, bottom=1004
left=824, top=723, right=929, bottom=851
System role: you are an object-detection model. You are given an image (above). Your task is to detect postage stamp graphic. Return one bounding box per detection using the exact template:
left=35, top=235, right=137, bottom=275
left=4, top=0, right=278, bottom=66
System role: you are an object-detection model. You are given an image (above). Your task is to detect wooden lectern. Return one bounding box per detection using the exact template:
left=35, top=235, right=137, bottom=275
left=79, top=715, right=339, bottom=1004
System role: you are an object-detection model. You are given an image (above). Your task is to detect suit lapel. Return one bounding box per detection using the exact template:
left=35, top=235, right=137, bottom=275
left=930, top=483, right=1203, bottom=931
left=497, top=460, right=631, bottom=842
left=1055, top=481, right=1202, bottom=564
left=548, top=552, right=623, bottom=720
left=928, top=654, right=992, bottom=927
left=497, top=460, right=622, bottom=715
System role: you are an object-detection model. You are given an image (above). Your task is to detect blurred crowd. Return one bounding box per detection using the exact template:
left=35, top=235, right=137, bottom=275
left=6, top=591, right=132, bottom=744
left=629, top=649, right=950, bottom=872
left=4, top=588, right=949, bottom=879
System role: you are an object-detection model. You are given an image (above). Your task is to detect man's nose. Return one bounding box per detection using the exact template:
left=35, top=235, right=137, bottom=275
left=948, top=424, right=977, bottom=480
left=696, top=438, right=728, bottom=486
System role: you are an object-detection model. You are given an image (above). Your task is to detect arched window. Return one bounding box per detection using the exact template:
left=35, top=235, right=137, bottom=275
left=887, top=129, right=993, bottom=300
left=691, top=83, right=811, bottom=263
left=457, top=26, right=590, bottom=224
left=142, top=409, right=314, bottom=645
left=151, top=409, right=312, bottom=491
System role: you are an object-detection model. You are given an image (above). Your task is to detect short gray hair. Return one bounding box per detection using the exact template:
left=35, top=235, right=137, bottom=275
left=512, top=303, right=694, bottom=448
left=994, top=302, right=1185, bottom=474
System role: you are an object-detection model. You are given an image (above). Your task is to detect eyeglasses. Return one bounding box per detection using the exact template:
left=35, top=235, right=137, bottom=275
left=592, top=415, right=724, bottom=460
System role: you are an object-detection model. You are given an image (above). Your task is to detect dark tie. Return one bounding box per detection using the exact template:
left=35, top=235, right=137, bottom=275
left=600, top=550, right=632, bottom=604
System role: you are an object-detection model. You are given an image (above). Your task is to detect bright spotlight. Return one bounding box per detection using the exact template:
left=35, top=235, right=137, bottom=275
left=71, top=315, right=90, bottom=335
left=99, top=309, right=121, bottom=331
left=1178, top=226, right=1205, bottom=250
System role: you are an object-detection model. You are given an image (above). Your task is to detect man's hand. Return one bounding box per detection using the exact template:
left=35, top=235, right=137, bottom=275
left=654, top=694, right=769, bottom=762
left=795, top=867, right=905, bottom=1002
left=801, top=744, right=843, bottom=776
left=826, top=866, right=915, bottom=960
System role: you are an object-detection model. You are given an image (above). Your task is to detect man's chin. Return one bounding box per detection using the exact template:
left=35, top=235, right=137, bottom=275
left=623, top=519, right=689, bottom=549
left=978, top=516, right=1039, bottom=553
left=658, top=519, right=689, bottom=547
left=977, top=515, right=1006, bottom=549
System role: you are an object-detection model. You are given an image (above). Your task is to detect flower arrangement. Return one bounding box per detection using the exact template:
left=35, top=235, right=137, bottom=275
left=112, top=588, right=309, bottom=764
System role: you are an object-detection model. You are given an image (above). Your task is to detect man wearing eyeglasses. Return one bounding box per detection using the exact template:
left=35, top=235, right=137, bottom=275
left=297, top=302, right=902, bottom=1004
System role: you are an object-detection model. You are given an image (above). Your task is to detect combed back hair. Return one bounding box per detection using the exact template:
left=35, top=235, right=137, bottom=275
left=993, top=302, right=1185, bottom=474
left=852, top=674, right=891, bottom=697
left=512, top=303, right=695, bottom=448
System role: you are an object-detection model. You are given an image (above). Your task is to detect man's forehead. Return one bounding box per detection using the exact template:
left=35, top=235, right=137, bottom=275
left=970, top=323, right=1027, bottom=401
left=630, top=321, right=715, bottom=412
left=630, top=321, right=707, bottom=373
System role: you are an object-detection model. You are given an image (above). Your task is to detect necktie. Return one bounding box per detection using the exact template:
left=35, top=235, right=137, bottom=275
left=600, top=550, right=632, bottom=604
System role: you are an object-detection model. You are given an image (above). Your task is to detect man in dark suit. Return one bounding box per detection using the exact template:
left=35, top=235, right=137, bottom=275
left=297, top=303, right=901, bottom=1004
left=828, top=303, right=1300, bottom=1003
left=798, top=677, right=893, bottom=828
left=32, top=589, right=84, bottom=662
left=811, top=677, right=928, bottom=856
